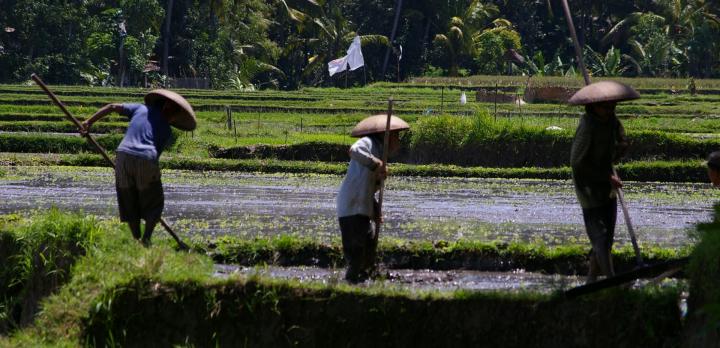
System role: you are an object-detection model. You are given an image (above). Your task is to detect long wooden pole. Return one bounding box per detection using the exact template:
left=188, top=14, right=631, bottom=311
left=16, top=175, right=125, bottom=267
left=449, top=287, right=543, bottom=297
left=31, top=73, right=189, bottom=250
left=560, top=0, right=591, bottom=85
left=560, top=0, right=643, bottom=267
left=562, top=257, right=688, bottom=299
left=375, top=98, right=393, bottom=240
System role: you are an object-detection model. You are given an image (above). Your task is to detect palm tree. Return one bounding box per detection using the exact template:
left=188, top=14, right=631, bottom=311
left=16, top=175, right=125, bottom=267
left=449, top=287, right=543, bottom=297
left=432, top=0, right=499, bottom=76
left=433, top=17, right=473, bottom=76
left=601, top=0, right=720, bottom=76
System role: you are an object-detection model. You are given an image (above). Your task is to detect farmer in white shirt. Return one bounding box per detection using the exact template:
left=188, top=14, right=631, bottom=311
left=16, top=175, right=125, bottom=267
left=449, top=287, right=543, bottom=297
left=336, top=114, right=409, bottom=283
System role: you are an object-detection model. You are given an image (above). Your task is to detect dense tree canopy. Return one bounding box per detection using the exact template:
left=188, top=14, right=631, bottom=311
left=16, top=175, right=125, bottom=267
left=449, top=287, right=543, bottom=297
left=0, top=0, right=719, bottom=88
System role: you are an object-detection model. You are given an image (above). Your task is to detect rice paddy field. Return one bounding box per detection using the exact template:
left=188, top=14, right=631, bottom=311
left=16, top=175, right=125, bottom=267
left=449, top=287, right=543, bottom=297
left=2, top=76, right=720, bottom=346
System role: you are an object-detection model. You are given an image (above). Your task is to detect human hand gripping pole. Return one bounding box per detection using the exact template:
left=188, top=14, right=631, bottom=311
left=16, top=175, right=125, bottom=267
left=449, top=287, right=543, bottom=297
left=30, top=73, right=189, bottom=250
left=374, top=98, right=394, bottom=241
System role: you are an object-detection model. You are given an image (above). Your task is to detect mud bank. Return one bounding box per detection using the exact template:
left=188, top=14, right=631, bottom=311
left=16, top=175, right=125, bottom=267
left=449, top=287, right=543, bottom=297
left=0, top=212, right=92, bottom=334
left=203, top=236, right=687, bottom=276
left=0, top=211, right=692, bottom=347
left=82, top=277, right=682, bottom=347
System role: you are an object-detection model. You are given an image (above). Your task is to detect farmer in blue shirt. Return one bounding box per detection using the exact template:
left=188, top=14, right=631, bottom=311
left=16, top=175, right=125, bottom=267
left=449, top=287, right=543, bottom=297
left=81, top=90, right=196, bottom=246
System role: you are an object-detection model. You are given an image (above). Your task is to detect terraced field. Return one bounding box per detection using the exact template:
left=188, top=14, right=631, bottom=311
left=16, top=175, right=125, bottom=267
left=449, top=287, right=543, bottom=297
left=3, top=76, right=720, bottom=346
left=1, top=75, right=718, bottom=255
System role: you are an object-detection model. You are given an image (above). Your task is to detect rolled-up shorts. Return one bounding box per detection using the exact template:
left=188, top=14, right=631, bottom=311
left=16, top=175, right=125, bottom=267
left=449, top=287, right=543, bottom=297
left=115, top=151, right=164, bottom=223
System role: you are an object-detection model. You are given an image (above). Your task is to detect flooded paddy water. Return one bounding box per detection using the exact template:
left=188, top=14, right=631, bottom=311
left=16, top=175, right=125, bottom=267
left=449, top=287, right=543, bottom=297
left=214, top=264, right=686, bottom=295
left=0, top=165, right=714, bottom=248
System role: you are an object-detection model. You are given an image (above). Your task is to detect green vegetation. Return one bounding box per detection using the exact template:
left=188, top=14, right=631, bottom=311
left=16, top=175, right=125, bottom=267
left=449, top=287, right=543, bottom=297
left=199, top=235, right=689, bottom=275
left=3, top=1, right=720, bottom=88
left=0, top=211, right=212, bottom=346
left=686, top=203, right=720, bottom=346
left=0, top=153, right=711, bottom=183
left=0, top=211, right=685, bottom=347
left=0, top=133, right=123, bottom=154
left=0, top=81, right=718, bottom=175
left=0, top=210, right=99, bottom=334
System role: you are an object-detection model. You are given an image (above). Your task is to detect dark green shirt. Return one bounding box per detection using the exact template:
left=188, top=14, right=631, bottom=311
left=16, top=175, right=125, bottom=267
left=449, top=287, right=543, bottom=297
left=571, top=112, right=624, bottom=208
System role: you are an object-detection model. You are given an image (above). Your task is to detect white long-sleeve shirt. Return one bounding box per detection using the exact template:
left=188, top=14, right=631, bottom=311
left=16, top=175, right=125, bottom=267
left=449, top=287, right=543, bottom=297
left=336, top=136, right=382, bottom=218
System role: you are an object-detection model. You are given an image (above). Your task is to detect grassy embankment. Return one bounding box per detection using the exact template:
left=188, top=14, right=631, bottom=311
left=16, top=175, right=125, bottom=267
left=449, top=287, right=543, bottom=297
left=196, top=234, right=688, bottom=275
left=0, top=210, right=685, bottom=346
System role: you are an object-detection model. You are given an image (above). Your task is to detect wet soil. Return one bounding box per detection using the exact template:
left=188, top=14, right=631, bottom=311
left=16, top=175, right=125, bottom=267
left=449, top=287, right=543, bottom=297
left=0, top=166, right=713, bottom=247
left=214, top=264, right=684, bottom=295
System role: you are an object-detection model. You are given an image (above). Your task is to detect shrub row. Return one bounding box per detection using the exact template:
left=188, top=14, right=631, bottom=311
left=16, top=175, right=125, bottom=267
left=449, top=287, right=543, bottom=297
left=0, top=133, right=123, bottom=154
left=0, top=121, right=126, bottom=134
left=407, top=114, right=720, bottom=167
left=0, top=152, right=710, bottom=183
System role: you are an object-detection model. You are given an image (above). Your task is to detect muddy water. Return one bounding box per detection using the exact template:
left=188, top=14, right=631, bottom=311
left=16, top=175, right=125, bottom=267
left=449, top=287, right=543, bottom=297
left=0, top=166, right=714, bottom=247
left=214, top=264, right=586, bottom=293
left=214, top=264, right=684, bottom=294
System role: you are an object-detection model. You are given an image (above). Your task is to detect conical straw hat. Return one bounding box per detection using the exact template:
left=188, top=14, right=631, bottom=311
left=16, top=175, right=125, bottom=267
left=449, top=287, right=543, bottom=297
left=568, top=81, right=640, bottom=106
left=351, top=114, right=410, bottom=137
left=145, top=89, right=197, bottom=130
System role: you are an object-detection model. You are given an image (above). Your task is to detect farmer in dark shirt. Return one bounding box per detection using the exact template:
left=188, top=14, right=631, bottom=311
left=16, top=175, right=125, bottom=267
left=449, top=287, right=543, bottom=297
left=707, top=151, right=720, bottom=187
left=81, top=90, right=196, bottom=246
left=568, top=81, right=639, bottom=282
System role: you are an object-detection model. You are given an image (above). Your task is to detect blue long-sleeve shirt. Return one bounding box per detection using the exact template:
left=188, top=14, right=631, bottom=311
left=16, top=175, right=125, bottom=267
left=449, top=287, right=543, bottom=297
left=116, top=103, right=172, bottom=162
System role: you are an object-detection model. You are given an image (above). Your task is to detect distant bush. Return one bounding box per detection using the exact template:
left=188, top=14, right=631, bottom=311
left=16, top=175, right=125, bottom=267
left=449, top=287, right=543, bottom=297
left=409, top=112, right=720, bottom=167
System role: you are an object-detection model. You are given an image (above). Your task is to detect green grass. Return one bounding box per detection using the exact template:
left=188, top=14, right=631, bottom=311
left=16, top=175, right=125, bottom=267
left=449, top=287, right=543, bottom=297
left=196, top=234, right=689, bottom=275
left=409, top=75, right=720, bottom=90
left=0, top=211, right=213, bottom=346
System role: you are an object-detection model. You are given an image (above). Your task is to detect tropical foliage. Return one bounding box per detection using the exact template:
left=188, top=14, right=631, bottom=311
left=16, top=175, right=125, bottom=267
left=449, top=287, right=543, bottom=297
left=1, top=0, right=720, bottom=87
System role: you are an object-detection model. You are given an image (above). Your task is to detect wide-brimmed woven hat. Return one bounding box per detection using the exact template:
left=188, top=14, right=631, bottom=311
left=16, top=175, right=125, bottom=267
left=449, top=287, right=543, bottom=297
left=145, top=89, right=197, bottom=131
left=351, top=114, right=410, bottom=137
left=568, top=81, right=640, bottom=106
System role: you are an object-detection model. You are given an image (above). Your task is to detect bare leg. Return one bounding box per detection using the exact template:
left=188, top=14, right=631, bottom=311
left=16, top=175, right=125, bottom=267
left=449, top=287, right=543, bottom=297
left=127, top=220, right=142, bottom=240
left=587, top=250, right=599, bottom=283
left=591, top=239, right=615, bottom=277
left=141, top=219, right=158, bottom=247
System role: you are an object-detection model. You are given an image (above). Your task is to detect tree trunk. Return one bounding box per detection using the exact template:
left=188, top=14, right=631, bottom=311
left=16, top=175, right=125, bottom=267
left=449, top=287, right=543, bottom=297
left=118, top=39, right=125, bottom=87
left=382, top=0, right=403, bottom=77
left=162, top=0, right=174, bottom=77
left=421, top=18, right=432, bottom=62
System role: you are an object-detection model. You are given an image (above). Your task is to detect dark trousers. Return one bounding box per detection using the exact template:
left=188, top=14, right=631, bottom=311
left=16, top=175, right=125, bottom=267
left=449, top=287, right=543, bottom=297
left=115, top=152, right=164, bottom=241
left=582, top=198, right=617, bottom=279
left=339, top=215, right=377, bottom=283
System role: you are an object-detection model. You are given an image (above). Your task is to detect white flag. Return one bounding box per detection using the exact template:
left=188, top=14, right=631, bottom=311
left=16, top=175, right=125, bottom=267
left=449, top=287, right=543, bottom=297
left=328, top=36, right=364, bottom=76
left=346, top=36, right=364, bottom=71
left=328, top=56, right=348, bottom=76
